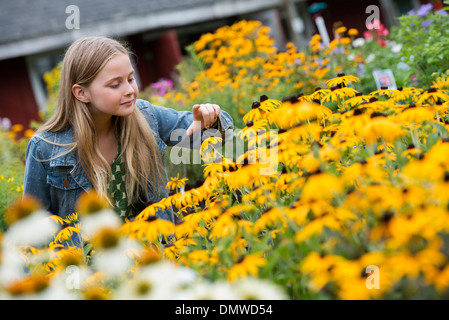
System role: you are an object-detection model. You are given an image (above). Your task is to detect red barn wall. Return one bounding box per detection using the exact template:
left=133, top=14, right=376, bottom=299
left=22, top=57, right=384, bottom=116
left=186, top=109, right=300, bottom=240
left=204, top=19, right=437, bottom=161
left=0, top=57, right=39, bottom=128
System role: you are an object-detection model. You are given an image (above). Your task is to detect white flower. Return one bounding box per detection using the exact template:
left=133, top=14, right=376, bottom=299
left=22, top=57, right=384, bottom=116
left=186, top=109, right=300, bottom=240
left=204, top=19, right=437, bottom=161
left=115, top=261, right=197, bottom=300
left=114, top=274, right=161, bottom=300
left=391, top=43, right=402, bottom=53
left=231, top=277, right=288, bottom=300
left=175, top=280, right=237, bottom=300
left=397, top=62, right=410, bottom=70
left=352, top=38, right=365, bottom=48
left=3, top=210, right=58, bottom=247
left=0, top=245, right=25, bottom=286
left=92, top=242, right=133, bottom=278
left=80, top=209, right=122, bottom=237
left=0, top=117, right=11, bottom=131
left=366, top=54, right=376, bottom=63
left=52, top=265, right=92, bottom=295
left=30, top=279, right=77, bottom=300
left=142, top=261, right=197, bottom=291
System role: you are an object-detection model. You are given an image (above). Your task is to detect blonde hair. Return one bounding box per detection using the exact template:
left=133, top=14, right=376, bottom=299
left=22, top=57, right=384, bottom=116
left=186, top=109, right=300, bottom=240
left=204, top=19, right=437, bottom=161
left=38, top=36, right=166, bottom=207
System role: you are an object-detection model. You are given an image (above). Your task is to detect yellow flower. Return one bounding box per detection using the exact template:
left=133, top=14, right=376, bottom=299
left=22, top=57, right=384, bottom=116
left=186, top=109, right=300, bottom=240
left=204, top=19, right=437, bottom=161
left=11, top=123, right=24, bottom=133
left=339, top=37, right=351, bottom=45
left=348, top=28, right=359, bottom=36
left=209, top=213, right=237, bottom=239
left=309, top=87, right=331, bottom=101
left=227, top=252, right=267, bottom=281
left=54, top=225, right=80, bottom=243
left=345, top=93, right=372, bottom=107
left=300, top=252, right=346, bottom=292
left=237, top=119, right=269, bottom=141
left=23, top=129, right=35, bottom=139
left=335, top=26, right=347, bottom=34
left=133, top=217, right=175, bottom=243
left=361, top=117, right=405, bottom=144
left=322, top=86, right=358, bottom=103
left=135, top=245, right=162, bottom=266
left=166, top=173, right=188, bottom=191
left=254, top=207, right=288, bottom=233
left=370, top=87, right=395, bottom=98
left=326, top=73, right=360, bottom=88
left=398, top=105, right=435, bottom=124
left=433, top=76, right=449, bottom=90
left=416, top=87, right=449, bottom=105
left=390, top=86, right=422, bottom=102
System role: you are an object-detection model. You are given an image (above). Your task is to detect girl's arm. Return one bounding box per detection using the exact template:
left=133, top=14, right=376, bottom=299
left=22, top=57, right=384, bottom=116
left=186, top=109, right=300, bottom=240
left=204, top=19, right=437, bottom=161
left=139, top=100, right=234, bottom=148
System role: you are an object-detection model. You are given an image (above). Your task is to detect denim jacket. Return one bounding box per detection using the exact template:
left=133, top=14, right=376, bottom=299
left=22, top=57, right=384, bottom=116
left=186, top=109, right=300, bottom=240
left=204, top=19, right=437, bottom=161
left=23, top=99, right=234, bottom=223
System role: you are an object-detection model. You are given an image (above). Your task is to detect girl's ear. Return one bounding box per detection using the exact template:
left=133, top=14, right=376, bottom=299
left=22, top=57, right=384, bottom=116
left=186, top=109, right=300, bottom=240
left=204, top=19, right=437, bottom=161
left=72, top=84, right=91, bottom=103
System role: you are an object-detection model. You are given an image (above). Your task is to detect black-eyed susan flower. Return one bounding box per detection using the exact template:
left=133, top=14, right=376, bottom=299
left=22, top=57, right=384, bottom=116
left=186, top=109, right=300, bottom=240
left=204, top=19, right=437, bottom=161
left=259, top=94, right=281, bottom=113
left=370, top=86, right=395, bottom=98
left=309, top=87, right=331, bottom=101
left=242, top=101, right=265, bottom=123
left=301, top=172, right=344, bottom=203
left=432, top=76, right=449, bottom=90
left=390, top=86, right=422, bottom=103
left=209, top=213, right=238, bottom=239
left=362, top=117, right=405, bottom=144
left=300, top=252, right=346, bottom=292
left=237, top=119, right=269, bottom=141
left=295, top=101, right=333, bottom=123
left=417, top=87, right=449, bottom=105
left=345, top=92, right=372, bottom=107
left=166, top=173, right=188, bottom=192
left=398, top=104, right=435, bottom=124
left=227, top=252, right=267, bottom=281
left=322, top=86, right=358, bottom=103
left=54, top=224, right=80, bottom=244
left=325, top=73, right=360, bottom=88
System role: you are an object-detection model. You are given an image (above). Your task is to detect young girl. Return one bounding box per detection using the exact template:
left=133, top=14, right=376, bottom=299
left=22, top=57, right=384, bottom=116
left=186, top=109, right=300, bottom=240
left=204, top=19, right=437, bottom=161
left=23, top=36, right=233, bottom=223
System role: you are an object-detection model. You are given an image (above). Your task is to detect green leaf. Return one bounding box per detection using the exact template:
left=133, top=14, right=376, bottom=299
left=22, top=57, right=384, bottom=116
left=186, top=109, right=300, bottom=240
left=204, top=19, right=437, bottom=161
left=84, top=243, right=93, bottom=256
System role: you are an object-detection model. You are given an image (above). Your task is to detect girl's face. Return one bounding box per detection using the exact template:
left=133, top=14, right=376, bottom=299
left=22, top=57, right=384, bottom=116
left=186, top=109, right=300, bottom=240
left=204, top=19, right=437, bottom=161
left=84, top=53, right=139, bottom=119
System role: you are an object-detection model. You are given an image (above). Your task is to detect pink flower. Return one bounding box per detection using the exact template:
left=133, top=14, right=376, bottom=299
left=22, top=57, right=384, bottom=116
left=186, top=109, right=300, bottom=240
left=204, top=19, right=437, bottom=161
left=363, top=30, right=372, bottom=40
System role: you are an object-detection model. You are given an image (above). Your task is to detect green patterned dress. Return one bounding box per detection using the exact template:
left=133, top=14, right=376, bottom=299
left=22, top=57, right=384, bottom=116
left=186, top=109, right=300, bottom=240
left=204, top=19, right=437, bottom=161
left=109, top=144, right=131, bottom=218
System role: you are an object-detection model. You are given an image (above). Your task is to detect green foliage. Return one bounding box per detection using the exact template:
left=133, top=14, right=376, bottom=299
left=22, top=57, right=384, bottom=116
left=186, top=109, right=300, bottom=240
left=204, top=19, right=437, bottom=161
left=0, top=131, right=26, bottom=231
left=391, top=2, right=449, bottom=87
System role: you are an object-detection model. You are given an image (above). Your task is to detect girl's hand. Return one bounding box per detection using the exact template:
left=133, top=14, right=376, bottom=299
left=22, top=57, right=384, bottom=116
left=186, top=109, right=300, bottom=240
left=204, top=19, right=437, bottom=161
left=186, top=103, right=221, bottom=136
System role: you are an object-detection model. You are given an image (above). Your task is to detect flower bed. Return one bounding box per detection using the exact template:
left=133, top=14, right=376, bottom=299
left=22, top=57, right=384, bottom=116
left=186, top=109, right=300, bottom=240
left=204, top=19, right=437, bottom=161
left=2, top=4, right=449, bottom=299
left=3, top=68, right=449, bottom=299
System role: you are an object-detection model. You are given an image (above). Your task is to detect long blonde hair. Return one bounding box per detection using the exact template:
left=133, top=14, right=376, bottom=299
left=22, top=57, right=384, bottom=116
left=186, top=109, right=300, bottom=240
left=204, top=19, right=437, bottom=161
left=38, top=36, right=166, bottom=207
